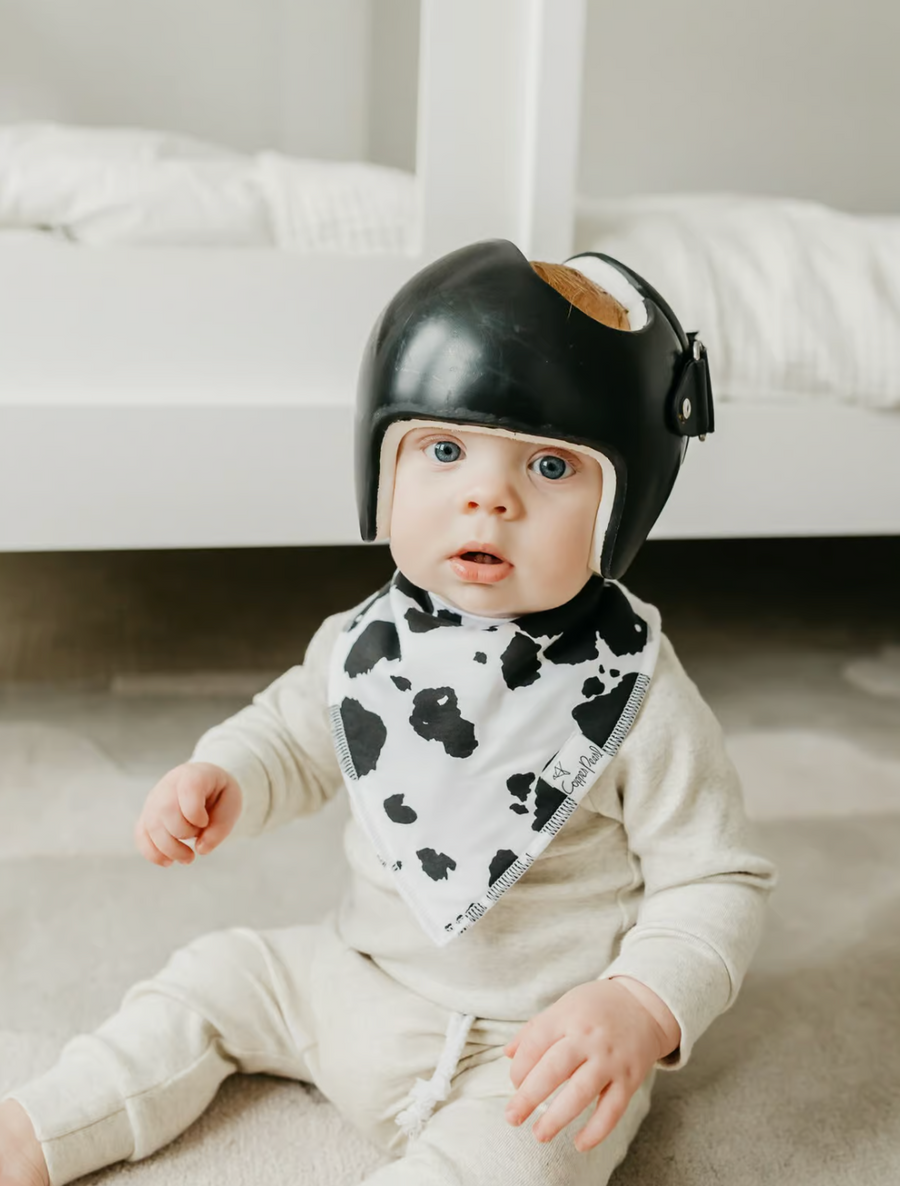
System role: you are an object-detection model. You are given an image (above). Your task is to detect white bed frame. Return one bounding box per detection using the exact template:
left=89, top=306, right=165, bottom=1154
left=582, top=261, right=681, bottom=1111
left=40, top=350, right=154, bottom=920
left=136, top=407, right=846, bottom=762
left=1, top=0, right=897, bottom=552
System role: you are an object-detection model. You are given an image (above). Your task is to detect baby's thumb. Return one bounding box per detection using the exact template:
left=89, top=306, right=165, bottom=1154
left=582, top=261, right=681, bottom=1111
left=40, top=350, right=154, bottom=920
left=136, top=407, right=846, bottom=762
left=195, top=781, right=242, bottom=854
left=176, top=774, right=211, bottom=831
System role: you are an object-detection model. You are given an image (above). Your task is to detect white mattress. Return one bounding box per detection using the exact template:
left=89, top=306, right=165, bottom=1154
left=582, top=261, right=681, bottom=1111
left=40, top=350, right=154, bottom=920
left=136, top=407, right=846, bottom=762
left=574, top=193, right=900, bottom=412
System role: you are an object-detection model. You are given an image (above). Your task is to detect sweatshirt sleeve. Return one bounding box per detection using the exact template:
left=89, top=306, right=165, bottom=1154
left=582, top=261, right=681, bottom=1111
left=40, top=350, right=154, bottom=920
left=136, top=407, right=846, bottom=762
left=189, top=609, right=351, bottom=838
left=595, top=632, right=778, bottom=1069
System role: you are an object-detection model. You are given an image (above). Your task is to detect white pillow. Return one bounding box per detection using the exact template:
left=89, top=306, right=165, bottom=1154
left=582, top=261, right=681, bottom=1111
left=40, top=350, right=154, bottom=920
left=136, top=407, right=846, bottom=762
left=0, top=122, right=416, bottom=252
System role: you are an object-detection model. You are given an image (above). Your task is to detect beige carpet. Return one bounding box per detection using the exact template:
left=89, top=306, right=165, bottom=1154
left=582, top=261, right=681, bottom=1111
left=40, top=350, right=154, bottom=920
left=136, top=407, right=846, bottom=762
left=2, top=666, right=899, bottom=1183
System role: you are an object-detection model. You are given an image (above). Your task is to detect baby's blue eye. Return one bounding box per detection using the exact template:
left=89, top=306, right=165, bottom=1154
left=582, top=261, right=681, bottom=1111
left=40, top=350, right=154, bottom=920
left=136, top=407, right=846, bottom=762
left=532, top=454, right=573, bottom=480
left=427, top=440, right=462, bottom=463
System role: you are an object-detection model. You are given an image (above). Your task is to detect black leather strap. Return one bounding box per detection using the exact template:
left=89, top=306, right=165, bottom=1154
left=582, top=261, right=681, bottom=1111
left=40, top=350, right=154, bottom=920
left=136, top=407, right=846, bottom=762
left=668, top=335, right=715, bottom=438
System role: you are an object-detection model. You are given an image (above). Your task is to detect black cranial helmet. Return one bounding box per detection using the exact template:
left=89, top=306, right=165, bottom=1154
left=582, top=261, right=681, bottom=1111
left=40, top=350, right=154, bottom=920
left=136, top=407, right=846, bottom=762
left=354, top=238, right=713, bottom=579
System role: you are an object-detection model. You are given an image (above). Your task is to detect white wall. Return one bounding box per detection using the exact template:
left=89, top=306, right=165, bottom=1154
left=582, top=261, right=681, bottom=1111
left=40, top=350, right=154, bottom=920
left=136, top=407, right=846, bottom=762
left=578, top=0, right=900, bottom=214
left=279, top=1, right=372, bottom=161
left=0, top=0, right=379, bottom=161
left=6, top=0, right=895, bottom=213
left=368, top=0, right=420, bottom=171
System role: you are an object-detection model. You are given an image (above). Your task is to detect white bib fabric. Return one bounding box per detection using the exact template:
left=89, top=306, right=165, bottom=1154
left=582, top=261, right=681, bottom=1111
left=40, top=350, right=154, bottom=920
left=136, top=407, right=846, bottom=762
left=328, top=571, right=661, bottom=946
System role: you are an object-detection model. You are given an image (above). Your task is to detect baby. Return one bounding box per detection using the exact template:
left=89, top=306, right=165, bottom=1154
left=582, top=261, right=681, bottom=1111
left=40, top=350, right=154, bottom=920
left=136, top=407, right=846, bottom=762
left=0, top=241, right=777, bottom=1186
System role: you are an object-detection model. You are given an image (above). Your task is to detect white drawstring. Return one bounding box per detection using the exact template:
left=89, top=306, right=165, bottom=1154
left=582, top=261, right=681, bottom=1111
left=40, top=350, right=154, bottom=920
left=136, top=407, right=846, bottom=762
left=395, top=1010, right=476, bottom=1141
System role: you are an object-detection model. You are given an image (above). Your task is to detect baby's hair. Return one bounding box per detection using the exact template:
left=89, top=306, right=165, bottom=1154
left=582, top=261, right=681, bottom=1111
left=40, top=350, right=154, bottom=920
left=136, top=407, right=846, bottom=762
left=530, top=261, right=630, bottom=330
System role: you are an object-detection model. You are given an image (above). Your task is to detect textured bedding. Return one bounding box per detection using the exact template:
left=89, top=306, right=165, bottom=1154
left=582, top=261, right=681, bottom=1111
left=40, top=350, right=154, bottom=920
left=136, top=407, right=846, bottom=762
left=4, top=125, right=899, bottom=411
left=574, top=193, right=900, bottom=411
left=0, top=123, right=416, bottom=253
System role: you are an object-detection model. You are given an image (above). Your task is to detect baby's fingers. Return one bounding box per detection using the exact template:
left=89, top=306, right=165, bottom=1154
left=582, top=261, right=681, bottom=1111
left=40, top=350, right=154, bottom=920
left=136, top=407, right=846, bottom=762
left=504, top=1032, right=522, bottom=1059
left=195, top=784, right=241, bottom=854
left=574, top=1083, right=630, bottom=1153
left=146, top=820, right=196, bottom=864
left=506, top=1040, right=584, bottom=1127
left=508, top=1016, right=561, bottom=1090
left=134, top=823, right=173, bottom=868
left=174, top=773, right=211, bottom=831
left=532, top=1062, right=612, bottom=1145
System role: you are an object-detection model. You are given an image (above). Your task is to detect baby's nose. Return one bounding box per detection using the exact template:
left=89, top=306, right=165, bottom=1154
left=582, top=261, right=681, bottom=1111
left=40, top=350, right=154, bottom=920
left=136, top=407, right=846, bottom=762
left=466, top=495, right=508, bottom=513
left=463, top=475, right=522, bottom=517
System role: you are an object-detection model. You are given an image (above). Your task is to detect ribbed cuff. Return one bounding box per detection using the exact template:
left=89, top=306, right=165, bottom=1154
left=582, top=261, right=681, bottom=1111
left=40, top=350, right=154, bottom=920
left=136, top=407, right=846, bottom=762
left=600, top=929, right=732, bottom=1069
left=6, top=1036, right=135, bottom=1186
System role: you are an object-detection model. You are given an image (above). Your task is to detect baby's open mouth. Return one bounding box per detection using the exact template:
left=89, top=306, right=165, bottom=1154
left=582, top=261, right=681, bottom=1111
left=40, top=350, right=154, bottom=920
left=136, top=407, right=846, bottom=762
left=460, top=551, right=502, bottom=564
left=450, top=546, right=512, bottom=583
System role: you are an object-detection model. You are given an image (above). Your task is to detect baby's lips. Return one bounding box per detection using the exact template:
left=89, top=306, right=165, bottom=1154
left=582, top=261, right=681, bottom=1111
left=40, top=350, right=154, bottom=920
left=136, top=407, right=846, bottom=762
left=449, top=554, right=513, bottom=584
left=452, top=541, right=511, bottom=564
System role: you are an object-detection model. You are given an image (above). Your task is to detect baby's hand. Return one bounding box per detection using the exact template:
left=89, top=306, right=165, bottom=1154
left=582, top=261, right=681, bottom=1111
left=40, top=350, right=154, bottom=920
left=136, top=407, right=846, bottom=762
left=134, top=762, right=242, bottom=867
left=503, top=978, right=674, bottom=1152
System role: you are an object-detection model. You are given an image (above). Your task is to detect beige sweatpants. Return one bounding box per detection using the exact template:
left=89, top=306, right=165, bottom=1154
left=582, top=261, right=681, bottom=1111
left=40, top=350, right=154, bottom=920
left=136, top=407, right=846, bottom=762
left=8, top=915, right=655, bottom=1185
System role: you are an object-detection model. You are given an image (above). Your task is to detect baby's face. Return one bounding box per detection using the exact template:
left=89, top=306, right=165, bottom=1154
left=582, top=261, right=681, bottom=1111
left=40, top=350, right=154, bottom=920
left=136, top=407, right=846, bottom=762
left=389, top=424, right=603, bottom=617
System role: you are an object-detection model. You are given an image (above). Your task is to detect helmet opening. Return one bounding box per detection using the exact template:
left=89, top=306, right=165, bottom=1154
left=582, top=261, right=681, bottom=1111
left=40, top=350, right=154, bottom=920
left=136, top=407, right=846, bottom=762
left=560, top=255, right=649, bottom=330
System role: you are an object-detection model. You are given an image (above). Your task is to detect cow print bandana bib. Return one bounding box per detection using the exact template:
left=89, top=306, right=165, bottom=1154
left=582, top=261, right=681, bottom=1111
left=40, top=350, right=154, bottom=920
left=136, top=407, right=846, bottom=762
left=328, top=570, right=660, bottom=946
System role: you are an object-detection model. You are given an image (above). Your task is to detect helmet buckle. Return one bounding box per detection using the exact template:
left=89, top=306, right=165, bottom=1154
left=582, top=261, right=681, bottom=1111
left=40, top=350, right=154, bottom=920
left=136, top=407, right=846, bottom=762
left=668, top=335, right=714, bottom=439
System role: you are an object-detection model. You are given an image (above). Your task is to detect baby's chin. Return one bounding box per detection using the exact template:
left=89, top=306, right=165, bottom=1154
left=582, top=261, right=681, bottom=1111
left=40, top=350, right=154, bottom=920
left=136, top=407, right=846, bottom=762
left=435, top=569, right=597, bottom=619
left=397, top=555, right=588, bottom=618
left=399, top=563, right=521, bottom=617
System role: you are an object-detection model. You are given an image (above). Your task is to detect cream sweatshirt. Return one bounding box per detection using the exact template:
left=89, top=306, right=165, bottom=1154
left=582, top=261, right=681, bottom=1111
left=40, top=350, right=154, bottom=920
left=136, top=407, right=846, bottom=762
left=191, top=600, right=777, bottom=1070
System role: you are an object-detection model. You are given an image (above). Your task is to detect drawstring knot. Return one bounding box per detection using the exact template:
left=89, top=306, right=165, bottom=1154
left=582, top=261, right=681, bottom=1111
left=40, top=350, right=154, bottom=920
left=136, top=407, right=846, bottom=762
left=395, top=1011, right=475, bottom=1141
